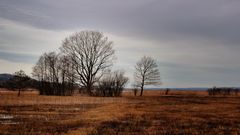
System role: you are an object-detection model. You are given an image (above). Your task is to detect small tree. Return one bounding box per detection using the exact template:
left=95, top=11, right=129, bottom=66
left=13, top=70, right=30, bottom=97
left=134, top=56, right=160, bottom=96
left=131, top=84, right=139, bottom=96
left=165, top=88, right=170, bottom=95
left=132, top=88, right=138, bottom=96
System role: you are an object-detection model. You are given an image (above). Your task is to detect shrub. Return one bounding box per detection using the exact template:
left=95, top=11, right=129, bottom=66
left=96, top=70, right=128, bottom=97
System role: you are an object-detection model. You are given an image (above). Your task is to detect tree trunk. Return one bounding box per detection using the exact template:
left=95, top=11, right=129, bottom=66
left=140, top=76, right=145, bottom=96
left=140, top=87, right=143, bottom=96
left=87, top=84, right=93, bottom=96
left=140, top=81, right=144, bottom=96
left=18, top=89, right=21, bottom=97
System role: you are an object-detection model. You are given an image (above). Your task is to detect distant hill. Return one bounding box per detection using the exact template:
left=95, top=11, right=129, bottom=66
left=0, top=73, right=13, bottom=82
left=0, top=73, right=39, bottom=90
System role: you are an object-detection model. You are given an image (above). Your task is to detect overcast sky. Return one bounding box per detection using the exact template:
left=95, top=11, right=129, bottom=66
left=0, top=0, right=240, bottom=87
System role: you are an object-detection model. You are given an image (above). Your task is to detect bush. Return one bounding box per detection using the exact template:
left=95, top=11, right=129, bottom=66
left=208, top=87, right=239, bottom=96
left=96, top=70, right=128, bottom=97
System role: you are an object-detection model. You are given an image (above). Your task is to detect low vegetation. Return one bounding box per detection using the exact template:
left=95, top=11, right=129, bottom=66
left=208, top=87, right=239, bottom=96
left=96, top=70, right=128, bottom=97
left=0, top=89, right=239, bottom=135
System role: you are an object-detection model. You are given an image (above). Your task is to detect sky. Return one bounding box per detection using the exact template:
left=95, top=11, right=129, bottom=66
left=0, top=0, right=240, bottom=88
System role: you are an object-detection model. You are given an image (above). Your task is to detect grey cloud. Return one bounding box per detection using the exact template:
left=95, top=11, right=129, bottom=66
left=159, top=61, right=240, bottom=87
left=0, top=18, right=68, bottom=55
left=1, top=0, right=240, bottom=45
left=0, top=51, right=38, bottom=63
left=1, top=0, right=240, bottom=87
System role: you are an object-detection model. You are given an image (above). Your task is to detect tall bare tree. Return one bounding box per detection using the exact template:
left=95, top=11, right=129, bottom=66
left=134, top=56, right=160, bottom=96
left=60, top=31, right=115, bottom=95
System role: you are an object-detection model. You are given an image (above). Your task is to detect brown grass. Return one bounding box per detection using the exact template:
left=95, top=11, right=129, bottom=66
left=0, top=89, right=239, bottom=135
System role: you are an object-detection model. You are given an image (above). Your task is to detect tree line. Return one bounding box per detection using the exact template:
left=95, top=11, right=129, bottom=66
left=32, top=52, right=76, bottom=96
left=1, top=30, right=161, bottom=97
left=208, top=87, right=239, bottom=96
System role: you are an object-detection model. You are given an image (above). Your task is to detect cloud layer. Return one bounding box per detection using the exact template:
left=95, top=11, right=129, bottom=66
left=0, top=0, right=240, bottom=87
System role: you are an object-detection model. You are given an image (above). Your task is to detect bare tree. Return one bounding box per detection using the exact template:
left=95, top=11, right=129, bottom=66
left=114, top=70, right=129, bottom=96
left=32, top=55, right=44, bottom=82
left=32, top=55, right=46, bottom=94
left=60, top=31, right=115, bottom=95
left=58, top=54, right=77, bottom=95
left=13, top=70, right=30, bottom=97
left=45, top=52, right=60, bottom=84
left=165, top=88, right=170, bottom=95
left=134, top=56, right=160, bottom=96
left=32, top=52, right=75, bottom=96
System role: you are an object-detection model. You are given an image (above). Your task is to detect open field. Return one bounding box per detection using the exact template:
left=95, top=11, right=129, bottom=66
left=0, top=89, right=240, bottom=135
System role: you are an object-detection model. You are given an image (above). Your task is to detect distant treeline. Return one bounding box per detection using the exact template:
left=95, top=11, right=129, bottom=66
left=0, top=68, right=128, bottom=97
left=207, top=87, right=239, bottom=96
left=0, top=75, right=34, bottom=90
left=0, top=75, right=76, bottom=96
left=0, top=72, right=38, bottom=97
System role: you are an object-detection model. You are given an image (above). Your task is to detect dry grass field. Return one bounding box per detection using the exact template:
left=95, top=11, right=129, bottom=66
left=0, top=88, right=240, bottom=135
